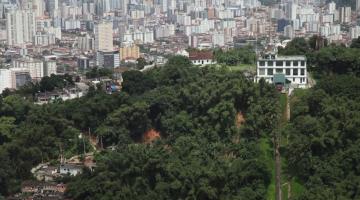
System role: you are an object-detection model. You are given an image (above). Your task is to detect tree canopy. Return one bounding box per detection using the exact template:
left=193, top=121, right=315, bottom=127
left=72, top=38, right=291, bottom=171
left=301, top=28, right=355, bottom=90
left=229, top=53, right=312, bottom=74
left=214, top=46, right=256, bottom=66
left=0, top=56, right=281, bottom=199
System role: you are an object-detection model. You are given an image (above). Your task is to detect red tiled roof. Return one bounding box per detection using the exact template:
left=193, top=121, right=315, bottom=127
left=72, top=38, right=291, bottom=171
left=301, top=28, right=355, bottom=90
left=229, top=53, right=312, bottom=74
left=189, top=51, right=214, bottom=60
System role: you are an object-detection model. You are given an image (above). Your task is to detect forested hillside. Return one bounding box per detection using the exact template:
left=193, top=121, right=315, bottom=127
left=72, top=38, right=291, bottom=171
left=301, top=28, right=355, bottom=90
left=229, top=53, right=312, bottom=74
left=280, top=37, right=360, bottom=200
left=65, top=56, right=281, bottom=199
left=0, top=56, right=281, bottom=199
left=1, top=38, right=360, bottom=200
left=284, top=76, right=360, bottom=199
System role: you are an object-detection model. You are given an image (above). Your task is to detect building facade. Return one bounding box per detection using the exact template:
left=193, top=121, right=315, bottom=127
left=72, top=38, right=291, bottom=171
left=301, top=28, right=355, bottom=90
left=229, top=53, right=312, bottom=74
left=189, top=51, right=215, bottom=66
left=13, top=58, right=44, bottom=80
left=0, top=69, right=12, bottom=93
left=96, top=50, right=120, bottom=68
left=94, top=21, right=113, bottom=51
left=256, top=53, right=308, bottom=88
left=119, top=44, right=140, bottom=60
left=6, top=9, right=36, bottom=46
left=44, top=60, right=57, bottom=76
left=33, top=32, right=56, bottom=46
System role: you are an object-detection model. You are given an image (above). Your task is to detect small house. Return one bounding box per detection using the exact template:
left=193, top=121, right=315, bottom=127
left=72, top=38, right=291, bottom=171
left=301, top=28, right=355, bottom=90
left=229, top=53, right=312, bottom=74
left=59, top=164, right=83, bottom=176
left=189, top=51, right=215, bottom=66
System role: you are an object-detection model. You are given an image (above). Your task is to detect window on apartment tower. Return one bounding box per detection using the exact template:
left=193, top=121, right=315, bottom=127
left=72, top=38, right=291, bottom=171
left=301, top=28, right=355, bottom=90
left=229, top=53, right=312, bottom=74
left=293, top=68, right=298, bottom=75
left=276, top=69, right=283, bottom=74
left=286, top=69, right=291, bottom=75
left=259, top=68, right=265, bottom=75
left=268, top=61, right=274, bottom=66
left=259, top=61, right=265, bottom=66
left=268, top=68, right=273, bottom=75
left=293, top=61, right=299, bottom=66
left=276, top=61, right=283, bottom=66
left=286, top=61, right=291, bottom=66
left=301, top=61, right=305, bottom=66
left=301, top=68, right=305, bottom=75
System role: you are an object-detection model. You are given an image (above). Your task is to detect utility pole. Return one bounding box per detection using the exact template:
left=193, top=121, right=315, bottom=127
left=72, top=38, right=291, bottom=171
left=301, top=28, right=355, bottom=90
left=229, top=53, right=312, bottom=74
left=79, top=133, right=86, bottom=155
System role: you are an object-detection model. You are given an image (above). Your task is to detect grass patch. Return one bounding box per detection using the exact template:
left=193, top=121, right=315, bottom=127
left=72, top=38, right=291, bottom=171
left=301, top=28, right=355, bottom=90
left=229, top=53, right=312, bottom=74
left=227, top=64, right=256, bottom=72
left=281, top=178, right=305, bottom=200
left=259, top=138, right=275, bottom=200
left=279, top=94, right=287, bottom=126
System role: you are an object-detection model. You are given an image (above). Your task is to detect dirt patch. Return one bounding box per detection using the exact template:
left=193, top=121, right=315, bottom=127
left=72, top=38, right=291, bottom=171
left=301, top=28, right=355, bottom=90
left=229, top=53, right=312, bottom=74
left=142, top=129, right=161, bottom=143
left=235, top=111, right=245, bottom=128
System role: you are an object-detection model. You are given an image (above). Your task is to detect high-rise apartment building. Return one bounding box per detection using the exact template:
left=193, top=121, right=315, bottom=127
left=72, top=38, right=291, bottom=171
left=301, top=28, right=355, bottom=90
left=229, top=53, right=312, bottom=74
left=6, top=9, right=36, bottom=46
left=12, top=58, right=44, bottom=80
left=94, top=21, right=113, bottom=51
left=0, top=68, right=32, bottom=92
left=286, top=2, right=297, bottom=21
left=96, top=50, right=120, bottom=68
left=328, top=2, right=336, bottom=14
left=46, top=0, right=59, bottom=16
left=339, top=7, right=351, bottom=23
left=0, top=69, right=11, bottom=93
left=119, top=44, right=140, bottom=60
left=33, top=0, right=45, bottom=17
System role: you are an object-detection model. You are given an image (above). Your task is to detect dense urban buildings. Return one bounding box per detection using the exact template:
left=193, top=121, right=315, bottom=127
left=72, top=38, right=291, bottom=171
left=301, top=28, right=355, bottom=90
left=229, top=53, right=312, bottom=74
left=0, top=1, right=360, bottom=200
left=0, top=0, right=358, bottom=92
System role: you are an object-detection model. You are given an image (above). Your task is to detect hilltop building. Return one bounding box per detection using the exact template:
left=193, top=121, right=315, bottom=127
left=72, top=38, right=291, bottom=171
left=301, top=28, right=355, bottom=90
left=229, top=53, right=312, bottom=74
left=255, top=53, right=307, bottom=88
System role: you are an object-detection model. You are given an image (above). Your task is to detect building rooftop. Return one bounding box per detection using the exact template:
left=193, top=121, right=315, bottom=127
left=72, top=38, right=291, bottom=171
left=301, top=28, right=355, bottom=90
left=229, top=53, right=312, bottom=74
left=276, top=55, right=306, bottom=60
left=258, top=54, right=306, bottom=61
left=189, top=51, right=214, bottom=60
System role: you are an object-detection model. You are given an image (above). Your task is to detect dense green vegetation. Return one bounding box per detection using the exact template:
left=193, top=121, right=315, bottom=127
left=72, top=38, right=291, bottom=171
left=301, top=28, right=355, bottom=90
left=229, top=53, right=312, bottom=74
left=1, top=37, right=360, bottom=200
left=214, top=46, right=256, bottom=66
left=278, top=37, right=360, bottom=199
left=0, top=56, right=281, bottom=199
left=39, top=74, right=74, bottom=92
left=285, top=75, right=360, bottom=199
left=65, top=56, right=281, bottom=199
left=279, top=36, right=360, bottom=76
left=86, top=67, right=113, bottom=79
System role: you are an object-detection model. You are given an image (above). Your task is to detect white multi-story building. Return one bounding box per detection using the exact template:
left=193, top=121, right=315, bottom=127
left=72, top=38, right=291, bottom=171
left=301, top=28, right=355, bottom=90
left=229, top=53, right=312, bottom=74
left=0, top=68, right=31, bottom=92
left=10, top=68, right=31, bottom=89
left=256, top=53, right=308, bottom=88
left=130, top=10, right=145, bottom=19
left=12, top=58, right=44, bottom=80
left=155, top=24, right=175, bottom=39
left=96, top=50, right=120, bottom=68
left=94, top=21, right=113, bottom=51
left=46, top=0, right=59, bottom=16
left=212, top=32, right=225, bottom=47
left=328, top=2, right=336, bottom=14
left=33, top=0, right=45, bottom=17
left=35, top=18, right=52, bottom=32
left=63, top=19, right=81, bottom=30
left=339, top=7, right=351, bottom=23
left=0, top=69, right=11, bottom=93
left=77, top=34, right=94, bottom=51
left=45, top=26, right=61, bottom=39
left=330, top=24, right=341, bottom=35
left=33, top=32, right=56, bottom=46
left=6, top=9, right=36, bottom=46
left=350, top=26, right=360, bottom=39
left=44, top=60, right=57, bottom=76
left=284, top=25, right=294, bottom=39
left=286, top=2, right=297, bottom=21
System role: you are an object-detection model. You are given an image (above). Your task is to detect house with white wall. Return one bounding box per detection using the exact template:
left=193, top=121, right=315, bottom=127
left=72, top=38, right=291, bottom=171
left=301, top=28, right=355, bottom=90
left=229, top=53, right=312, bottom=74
left=255, top=53, right=308, bottom=88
